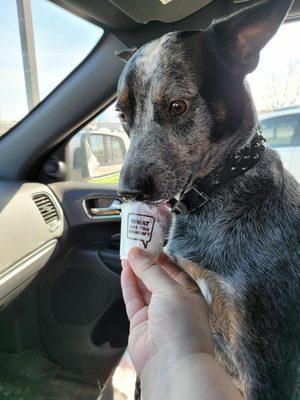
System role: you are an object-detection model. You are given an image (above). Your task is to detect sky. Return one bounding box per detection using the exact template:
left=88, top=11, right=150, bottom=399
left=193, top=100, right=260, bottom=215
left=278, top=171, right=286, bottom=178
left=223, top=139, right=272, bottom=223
left=0, top=1, right=299, bottom=125
left=0, top=0, right=102, bottom=121
left=248, top=21, right=300, bottom=112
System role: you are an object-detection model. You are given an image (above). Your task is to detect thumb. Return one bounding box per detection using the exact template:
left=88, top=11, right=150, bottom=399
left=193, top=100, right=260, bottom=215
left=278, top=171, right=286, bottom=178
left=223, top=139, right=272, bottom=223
left=127, top=247, right=178, bottom=293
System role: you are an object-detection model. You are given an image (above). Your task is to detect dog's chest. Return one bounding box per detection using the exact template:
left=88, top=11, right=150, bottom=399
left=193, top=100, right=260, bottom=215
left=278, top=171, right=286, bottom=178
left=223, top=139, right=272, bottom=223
left=167, top=208, right=236, bottom=273
left=197, top=277, right=213, bottom=305
left=176, top=251, right=245, bottom=390
left=179, top=258, right=240, bottom=343
left=167, top=211, right=245, bottom=343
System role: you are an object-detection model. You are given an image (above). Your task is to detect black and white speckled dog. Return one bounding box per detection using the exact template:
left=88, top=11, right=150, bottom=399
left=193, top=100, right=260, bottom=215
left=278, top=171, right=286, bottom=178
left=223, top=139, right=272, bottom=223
left=117, top=0, right=300, bottom=398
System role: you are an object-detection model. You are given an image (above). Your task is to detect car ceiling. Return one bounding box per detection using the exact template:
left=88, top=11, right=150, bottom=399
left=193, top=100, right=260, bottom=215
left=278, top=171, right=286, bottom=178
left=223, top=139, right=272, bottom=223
left=51, top=0, right=300, bottom=30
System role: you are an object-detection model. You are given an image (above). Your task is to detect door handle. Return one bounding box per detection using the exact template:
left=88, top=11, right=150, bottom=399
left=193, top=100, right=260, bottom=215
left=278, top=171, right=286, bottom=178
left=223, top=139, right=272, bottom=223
left=90, top=199, right=122, bottom=216
left=84, top=199, right=122, bottom=218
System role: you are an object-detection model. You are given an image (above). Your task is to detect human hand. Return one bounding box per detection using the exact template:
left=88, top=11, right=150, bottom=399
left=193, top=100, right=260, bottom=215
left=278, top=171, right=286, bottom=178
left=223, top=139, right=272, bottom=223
left=121, top=248, right=214, bottom=379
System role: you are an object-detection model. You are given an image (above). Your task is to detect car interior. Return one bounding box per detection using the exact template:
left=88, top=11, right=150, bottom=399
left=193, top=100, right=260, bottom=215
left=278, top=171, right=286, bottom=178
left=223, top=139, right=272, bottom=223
left=0, top=0, right=299, bottom=399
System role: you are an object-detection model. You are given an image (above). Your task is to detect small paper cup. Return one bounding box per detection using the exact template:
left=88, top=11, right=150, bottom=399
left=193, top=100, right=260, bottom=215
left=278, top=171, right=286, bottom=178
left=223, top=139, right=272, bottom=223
left=120, top=201, right=172, bottom=261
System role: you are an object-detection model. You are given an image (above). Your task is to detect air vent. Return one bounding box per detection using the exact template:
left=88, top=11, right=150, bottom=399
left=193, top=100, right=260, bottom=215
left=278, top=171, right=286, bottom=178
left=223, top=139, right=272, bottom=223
left=32, top=193, right=60, bottom=229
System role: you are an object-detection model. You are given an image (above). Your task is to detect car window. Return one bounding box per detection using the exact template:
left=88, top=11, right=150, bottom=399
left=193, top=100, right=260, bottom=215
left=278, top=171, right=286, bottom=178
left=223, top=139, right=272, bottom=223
left=249, top=21, right=300, bottom=181
left=66, top=102, right=129, bottom=185
left=89, top=135, right=125, bottom=165
left=261, top=114, right=300, bottom=147
left=0, top=0, right=103, bottom=137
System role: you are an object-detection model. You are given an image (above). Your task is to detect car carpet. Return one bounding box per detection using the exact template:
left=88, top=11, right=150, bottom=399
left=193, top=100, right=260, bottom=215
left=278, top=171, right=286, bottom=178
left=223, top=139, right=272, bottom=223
left=0, top=349, right=100, bottom=400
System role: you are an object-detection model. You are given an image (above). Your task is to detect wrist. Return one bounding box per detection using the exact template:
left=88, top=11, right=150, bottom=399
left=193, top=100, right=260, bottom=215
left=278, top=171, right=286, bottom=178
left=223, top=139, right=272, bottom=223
left=140, top=338, right=215, bottom=399
left=141, top=352, right=216, bottom=400
left=141, top=351, right=243, bottom=400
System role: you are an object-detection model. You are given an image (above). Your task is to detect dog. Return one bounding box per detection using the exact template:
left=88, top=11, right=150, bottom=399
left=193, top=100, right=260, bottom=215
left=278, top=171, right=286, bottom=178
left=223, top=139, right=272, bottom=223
left=117, top=0, right=300, bottom=398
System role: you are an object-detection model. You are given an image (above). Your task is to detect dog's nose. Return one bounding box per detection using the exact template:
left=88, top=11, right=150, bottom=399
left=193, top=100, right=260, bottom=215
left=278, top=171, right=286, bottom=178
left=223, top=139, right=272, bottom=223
left=118, top=171, right=154, bottom=201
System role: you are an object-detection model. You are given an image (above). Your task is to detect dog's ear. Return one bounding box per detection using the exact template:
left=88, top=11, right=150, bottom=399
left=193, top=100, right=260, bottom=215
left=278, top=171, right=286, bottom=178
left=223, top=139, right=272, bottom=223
left=115, top=48, right=137, bottom=62
left=212, top=0, right=293, bottom=73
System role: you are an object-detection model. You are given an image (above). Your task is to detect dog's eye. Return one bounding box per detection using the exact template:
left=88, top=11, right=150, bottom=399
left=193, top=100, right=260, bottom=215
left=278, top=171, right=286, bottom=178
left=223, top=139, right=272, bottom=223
left=118, top=112, right=127, bottom=123
left=169, top=100, right=188, bottom=116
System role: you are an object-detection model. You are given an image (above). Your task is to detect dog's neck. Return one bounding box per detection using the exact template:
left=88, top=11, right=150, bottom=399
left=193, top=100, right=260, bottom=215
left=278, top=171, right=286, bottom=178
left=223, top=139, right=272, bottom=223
left=172, top=88, right=266, bottom=214
left=218, top=84, right=260, bottom=160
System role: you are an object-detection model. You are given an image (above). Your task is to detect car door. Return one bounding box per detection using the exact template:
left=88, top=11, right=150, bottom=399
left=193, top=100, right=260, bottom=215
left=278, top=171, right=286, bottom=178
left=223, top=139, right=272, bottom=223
left=0, top=2, right=130, bottom=398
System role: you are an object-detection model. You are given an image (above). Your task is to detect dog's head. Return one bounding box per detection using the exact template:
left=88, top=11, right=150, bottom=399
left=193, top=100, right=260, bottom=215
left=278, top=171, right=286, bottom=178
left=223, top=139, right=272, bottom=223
left=117, top=0, right=293, bottom=202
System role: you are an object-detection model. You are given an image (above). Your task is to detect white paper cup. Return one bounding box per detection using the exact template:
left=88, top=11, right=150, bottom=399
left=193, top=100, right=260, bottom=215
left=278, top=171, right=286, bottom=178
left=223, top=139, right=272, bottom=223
left=120, top=201, right=172, bottom=261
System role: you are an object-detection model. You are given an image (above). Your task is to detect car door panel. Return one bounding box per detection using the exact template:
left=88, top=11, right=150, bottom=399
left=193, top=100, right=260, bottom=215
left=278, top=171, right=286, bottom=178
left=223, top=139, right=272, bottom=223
left=35, top=182, right=127, bottom=382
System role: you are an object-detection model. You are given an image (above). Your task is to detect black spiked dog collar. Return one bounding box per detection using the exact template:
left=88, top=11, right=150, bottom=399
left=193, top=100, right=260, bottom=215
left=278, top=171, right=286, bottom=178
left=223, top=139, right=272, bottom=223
left=171, top=129, right=266, bottom=215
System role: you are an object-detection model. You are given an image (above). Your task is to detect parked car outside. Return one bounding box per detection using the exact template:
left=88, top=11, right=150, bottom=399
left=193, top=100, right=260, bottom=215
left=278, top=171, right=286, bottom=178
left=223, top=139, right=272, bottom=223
left=259, top=106, right=300, bottom=181
left=67, top=126, right=130, bottom=185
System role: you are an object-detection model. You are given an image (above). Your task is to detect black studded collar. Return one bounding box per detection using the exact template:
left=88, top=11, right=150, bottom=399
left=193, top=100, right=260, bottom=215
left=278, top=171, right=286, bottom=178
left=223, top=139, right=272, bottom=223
left=171, top=129, right=266, bottom=215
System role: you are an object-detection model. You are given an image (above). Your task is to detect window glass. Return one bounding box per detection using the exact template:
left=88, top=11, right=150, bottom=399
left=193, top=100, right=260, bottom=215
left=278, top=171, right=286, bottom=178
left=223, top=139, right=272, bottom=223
left=88, top=135, right=125, bottom=165
left=261, top=115, right=300, bottom=147
left=0, top=0, right=103, bottom=137
left=66, top=102, right=129, bottom=186
left=111, top=137, right=125, bottom=163
left=248, top=21, right=300, bottom=181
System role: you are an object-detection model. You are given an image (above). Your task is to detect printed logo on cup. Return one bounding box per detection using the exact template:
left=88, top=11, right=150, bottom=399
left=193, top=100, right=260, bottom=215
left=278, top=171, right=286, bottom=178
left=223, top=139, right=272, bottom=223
left=127, top=213, right=155, bottom=249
